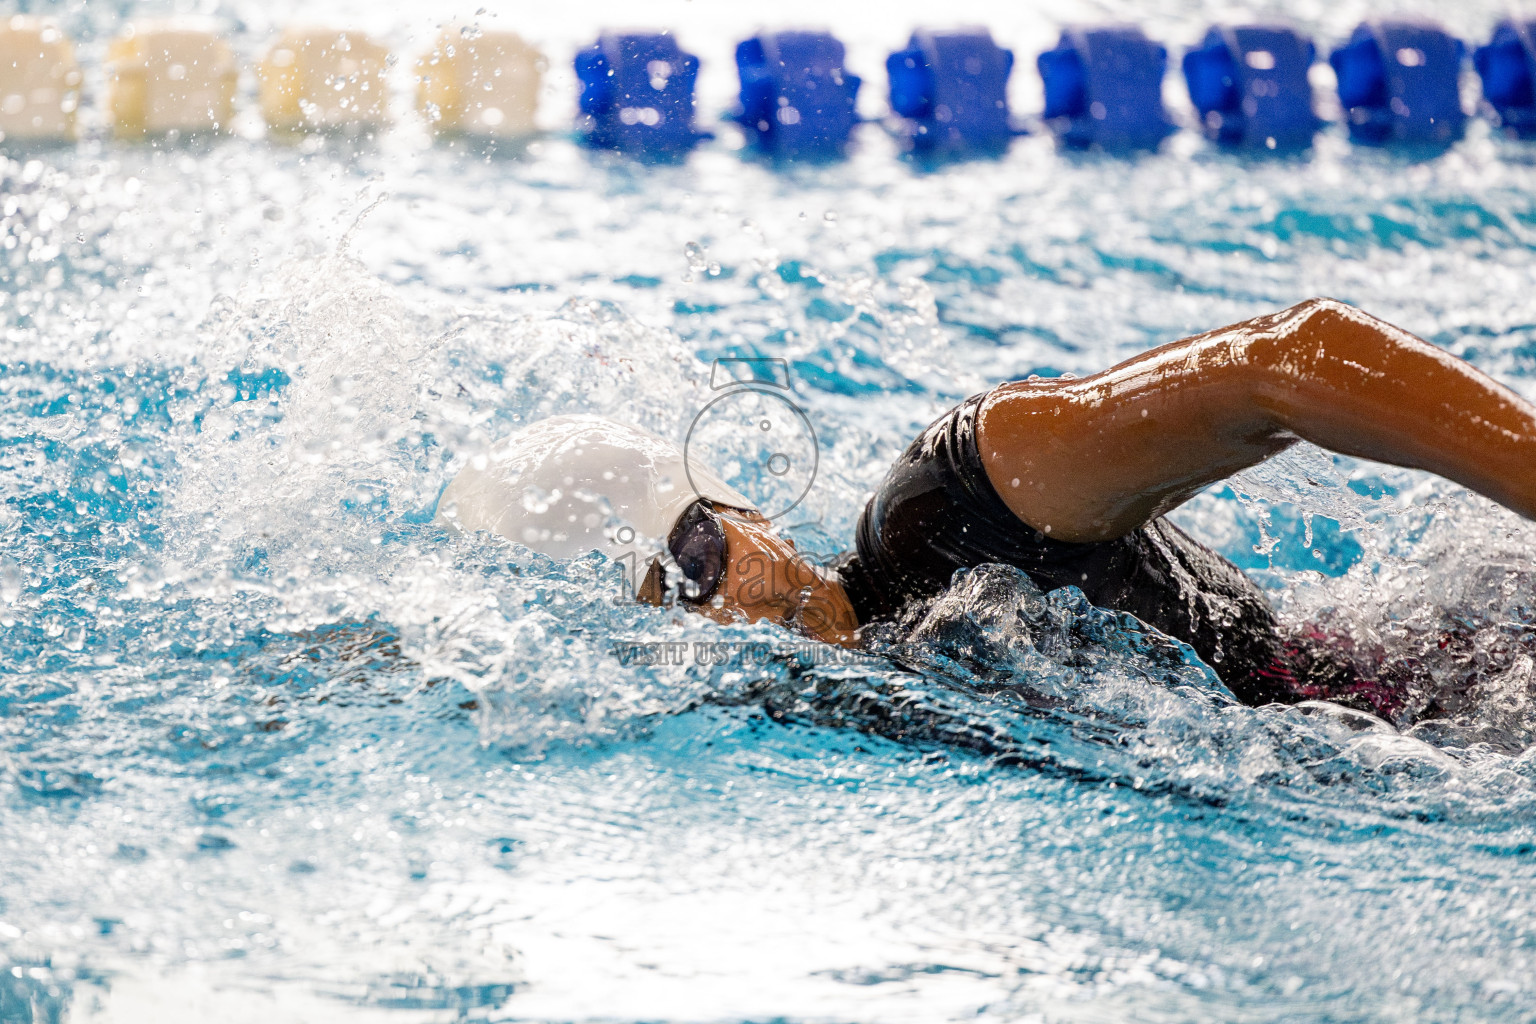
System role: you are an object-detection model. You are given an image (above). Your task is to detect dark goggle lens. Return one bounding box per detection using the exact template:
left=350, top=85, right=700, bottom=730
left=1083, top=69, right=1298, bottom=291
left=668, top=501, right=726, bottom=603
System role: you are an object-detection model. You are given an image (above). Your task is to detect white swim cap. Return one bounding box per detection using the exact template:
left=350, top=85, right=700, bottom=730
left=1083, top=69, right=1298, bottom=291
left=436, top=415, right=753, bottom=564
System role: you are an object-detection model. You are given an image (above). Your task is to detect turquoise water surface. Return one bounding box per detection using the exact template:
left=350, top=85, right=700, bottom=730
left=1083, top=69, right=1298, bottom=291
left=7, top=0, right=1536, bottom=1020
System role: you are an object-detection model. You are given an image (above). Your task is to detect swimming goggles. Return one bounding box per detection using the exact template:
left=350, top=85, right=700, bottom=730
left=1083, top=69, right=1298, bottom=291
left=667, top=499, right=727, bottom=604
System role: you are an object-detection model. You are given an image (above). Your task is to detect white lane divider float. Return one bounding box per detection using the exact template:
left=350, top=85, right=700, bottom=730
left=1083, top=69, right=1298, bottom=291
left=0, top=15, right=81, bottom=144
left=258, top=27, right=391, bottom=133
left=107, top=21, right=238, bottom=138
left=417, top=27, right=544, bottom=139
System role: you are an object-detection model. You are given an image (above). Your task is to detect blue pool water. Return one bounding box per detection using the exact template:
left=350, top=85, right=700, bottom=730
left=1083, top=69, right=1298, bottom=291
left=8, top=0, right=1536, bottom=1020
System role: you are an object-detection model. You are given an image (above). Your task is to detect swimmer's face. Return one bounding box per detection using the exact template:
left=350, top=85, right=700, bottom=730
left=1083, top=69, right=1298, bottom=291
left=658, top=502, right=860, bottom=647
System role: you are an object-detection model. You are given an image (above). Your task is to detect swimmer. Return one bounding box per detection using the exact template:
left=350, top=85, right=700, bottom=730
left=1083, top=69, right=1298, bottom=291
left=439, top=298, right=1536, bottom=713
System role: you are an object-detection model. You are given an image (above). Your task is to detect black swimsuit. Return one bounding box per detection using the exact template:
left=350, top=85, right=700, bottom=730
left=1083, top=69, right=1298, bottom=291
left=836, top=393, right=1342, bottom=708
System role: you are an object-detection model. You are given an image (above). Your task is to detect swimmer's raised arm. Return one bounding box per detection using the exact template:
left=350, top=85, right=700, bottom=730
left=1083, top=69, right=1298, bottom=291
left=976, top=298, right=1536, bottom=543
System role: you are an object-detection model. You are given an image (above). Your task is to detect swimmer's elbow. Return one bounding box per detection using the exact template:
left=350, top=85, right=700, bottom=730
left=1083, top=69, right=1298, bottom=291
left=1242, top=298, right=1366, bottom=400
left=1257, top=297, right=1381, bottom=357
left=1282, top=296, right=1355, bottom=324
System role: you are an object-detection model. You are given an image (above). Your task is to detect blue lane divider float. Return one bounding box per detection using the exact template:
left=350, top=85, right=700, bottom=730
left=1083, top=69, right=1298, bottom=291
left=575, top=31, right=709, bottom=160
left=1474, top=20, right=1536, bottom=139
left=734, top=31, right=861, bottom=161
left=885, top=28, right=1019, bottom=158
left=1038, top=25, right=1177, bottom=152
left=1329, top=20, right=1466, bottom=146
left=1182, top=25, right=1321, bottom=151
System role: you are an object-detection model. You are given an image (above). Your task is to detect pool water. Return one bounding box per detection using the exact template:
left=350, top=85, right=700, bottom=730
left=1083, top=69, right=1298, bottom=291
left=8, top=0, right=1536, bottom=1020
